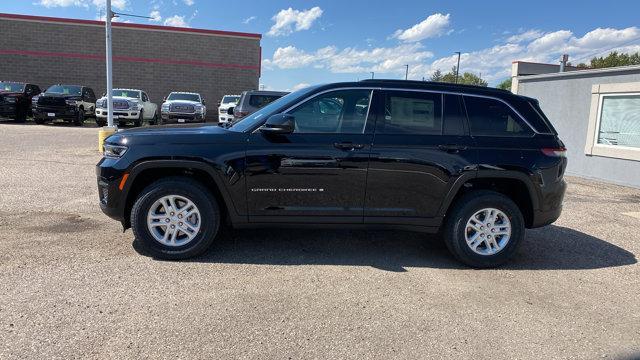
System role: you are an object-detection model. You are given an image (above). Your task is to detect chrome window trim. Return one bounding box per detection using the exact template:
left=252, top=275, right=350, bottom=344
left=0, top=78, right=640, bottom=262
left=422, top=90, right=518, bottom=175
left=249, top=85, right=541, bottom=135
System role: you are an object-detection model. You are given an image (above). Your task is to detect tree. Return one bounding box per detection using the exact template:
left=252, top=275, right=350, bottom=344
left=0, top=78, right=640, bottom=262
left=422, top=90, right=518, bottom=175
left=430, top=66, right=488, bottom=87
left=497, top=78, right=512, bottom=91
left=429, top=69, right=444, bottom=82
left=586, top=51, right=640, bottom=69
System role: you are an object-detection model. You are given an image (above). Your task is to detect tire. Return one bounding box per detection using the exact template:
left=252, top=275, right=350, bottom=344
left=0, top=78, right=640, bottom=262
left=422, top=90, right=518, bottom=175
left=96, top=118, right=107, bottom=127
left=134, top=110, right=143, bottom=127
left=130, top=177, right=220, bottom=260
left=118, top=120, right=127, bottom=127
left=443, top=190, right=524, bottom=268
left=73, top=108, right=84, bottom=126
left=14, top=107, right=27, bottom=123
left=149, top=112, right=158, bottom=126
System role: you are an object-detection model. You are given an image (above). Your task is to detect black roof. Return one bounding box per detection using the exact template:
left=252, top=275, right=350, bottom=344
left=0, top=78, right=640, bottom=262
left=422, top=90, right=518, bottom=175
left=358, top=79, right=513, bottom=96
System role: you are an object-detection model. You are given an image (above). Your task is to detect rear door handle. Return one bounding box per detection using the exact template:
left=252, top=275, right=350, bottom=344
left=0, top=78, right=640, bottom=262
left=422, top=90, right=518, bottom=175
left=438, top=144, right=467, bottom=153
left=334, top=142, right=365, bottom=151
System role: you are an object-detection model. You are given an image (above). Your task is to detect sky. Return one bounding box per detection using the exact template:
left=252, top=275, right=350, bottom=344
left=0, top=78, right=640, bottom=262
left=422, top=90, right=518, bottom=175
left=2, top=0, right=640, bottom=90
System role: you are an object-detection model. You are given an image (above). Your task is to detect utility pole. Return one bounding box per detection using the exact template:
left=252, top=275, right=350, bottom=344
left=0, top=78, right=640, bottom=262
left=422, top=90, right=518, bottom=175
left=105, top=0, right=114, bottom=128
left=370, top=71, right=374, bottom=79
left=454, top=52, right=461, bottom=84
left=404, top=65, right=409, bottom=80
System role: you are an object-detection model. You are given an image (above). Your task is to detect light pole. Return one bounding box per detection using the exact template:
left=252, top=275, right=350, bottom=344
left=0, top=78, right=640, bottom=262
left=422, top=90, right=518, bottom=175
left=105, top=0, right=114, bottom=128
left=454, top=52, right=461, bottom=84
left=370, top=71, right=374, bottom=79
left=404, top=65, right=409, bottom=80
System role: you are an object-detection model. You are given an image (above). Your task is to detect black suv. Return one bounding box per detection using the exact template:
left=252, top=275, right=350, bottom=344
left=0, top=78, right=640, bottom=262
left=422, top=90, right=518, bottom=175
left=33, top=84, right=96, bottom=126
left=97, top=80, right=567, bottom=268
left=0, top=81, right=41, bottom=122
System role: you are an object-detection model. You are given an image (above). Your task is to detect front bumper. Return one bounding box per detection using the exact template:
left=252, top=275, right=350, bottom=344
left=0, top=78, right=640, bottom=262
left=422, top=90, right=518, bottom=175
left=96, top=109, right=140, bottom=120
left=0, top=103, right=17, bottom=117
left=161, top=111, right=204, bottom=123
left=96, top=159, right=128, bottom=222
left=33, top=106, right=78, bottom=121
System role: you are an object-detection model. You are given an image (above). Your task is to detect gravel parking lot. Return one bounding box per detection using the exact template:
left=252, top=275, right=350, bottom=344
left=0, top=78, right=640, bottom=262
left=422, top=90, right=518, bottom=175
left=0, top=122, right=639, bottom=359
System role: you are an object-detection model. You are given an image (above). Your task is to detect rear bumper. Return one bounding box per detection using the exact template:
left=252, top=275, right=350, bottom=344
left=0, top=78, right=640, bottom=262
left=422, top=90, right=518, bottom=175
left=530, top=179, right=566, bottom=228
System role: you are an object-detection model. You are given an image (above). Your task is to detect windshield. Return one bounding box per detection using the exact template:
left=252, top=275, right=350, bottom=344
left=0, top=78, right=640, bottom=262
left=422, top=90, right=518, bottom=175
left=46, top=85, right=81, bottom=96
left=112, top=90, right=140, bottom=99
left=0, top=82, right=25, bottom=92
left=222, top=96, right=239, bottom=104
left=168, top=93, right=200, bottom=102
left=228, top=86, right=321, bottom=132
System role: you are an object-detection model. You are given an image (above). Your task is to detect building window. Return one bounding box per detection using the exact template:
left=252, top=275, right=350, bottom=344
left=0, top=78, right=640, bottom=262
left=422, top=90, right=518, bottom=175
left=597, top=95, right=640, bottom=148
left=585, top=83, right=640, bottom=162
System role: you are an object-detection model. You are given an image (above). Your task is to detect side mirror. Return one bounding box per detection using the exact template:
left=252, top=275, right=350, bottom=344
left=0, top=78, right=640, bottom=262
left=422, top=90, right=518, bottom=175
left=162, top=96, right=167, bottom=101
left=226, top=107, right=234, bottom=115
left=259, top=114, right=294, bottom=134
left=216, top=101, right=221, bottom=107
left=202, top=100, right=206, bottom=105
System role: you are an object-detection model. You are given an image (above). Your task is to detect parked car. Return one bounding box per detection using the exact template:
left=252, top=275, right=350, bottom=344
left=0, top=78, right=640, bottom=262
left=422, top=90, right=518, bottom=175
left=95, top=89, right=158, bottom=127
left=160, top=92, right=206, bottom=124
left=0, top=81, right=41, bottom=122
left=217, top=94, right=240, bottom=124
left=233, top=90, right=288, bottom=119
left=97, top=80, right=567, bottom=268
left=33, top=84, right=96, bottom=126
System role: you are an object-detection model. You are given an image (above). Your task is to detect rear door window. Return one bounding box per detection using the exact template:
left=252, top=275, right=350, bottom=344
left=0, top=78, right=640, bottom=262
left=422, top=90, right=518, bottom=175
left=463, top=96, right=532, bottom=137
left=377, top=91, right=442, bottom=134
left=443, top=94, right=466, bottom=136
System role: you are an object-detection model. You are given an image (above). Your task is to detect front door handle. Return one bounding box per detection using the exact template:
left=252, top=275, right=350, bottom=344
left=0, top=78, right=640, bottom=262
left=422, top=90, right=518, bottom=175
left=438, top=144, right=467, bottom=153
left=334, top=142, right=365, bottom=151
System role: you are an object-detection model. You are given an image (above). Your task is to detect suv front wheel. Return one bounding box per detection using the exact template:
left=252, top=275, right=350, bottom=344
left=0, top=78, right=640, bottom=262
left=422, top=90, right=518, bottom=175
left=443, top=190, right=524, bottom=268
left=130, top=177, right=220, bottom=259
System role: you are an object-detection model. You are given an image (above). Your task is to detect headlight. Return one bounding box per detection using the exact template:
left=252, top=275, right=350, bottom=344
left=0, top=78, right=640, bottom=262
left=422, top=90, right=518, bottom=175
left=128, top=100, right=141, bottom=109
left=103, top=144, right=128, bottom=159
left=161, top=104, right=169, bottom=111
left=195, top=105, right=204, bottom=113
left=66, top=99, right=79, bottom=106
left=5, top=97, right=16, bottom=103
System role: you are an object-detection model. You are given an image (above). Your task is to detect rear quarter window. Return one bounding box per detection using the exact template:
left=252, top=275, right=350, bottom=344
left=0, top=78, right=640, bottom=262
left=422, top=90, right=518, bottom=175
left=249, top=95, right=281, bottom=108
left=463, top=96, right=533, bottom=137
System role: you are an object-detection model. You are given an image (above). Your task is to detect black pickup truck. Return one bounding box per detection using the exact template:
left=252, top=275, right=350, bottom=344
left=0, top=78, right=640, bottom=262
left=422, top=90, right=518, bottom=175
left=0, top=81, right=41, bottom=122
left=33, top=84, right=96, bottom=126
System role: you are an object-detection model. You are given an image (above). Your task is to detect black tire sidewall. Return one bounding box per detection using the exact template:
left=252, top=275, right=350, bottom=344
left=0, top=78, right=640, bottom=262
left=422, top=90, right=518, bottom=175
left=445, top=191, right=524, bottom=268
left=75, top=109, right=84, bottom=126
left=131, top=179, right=220, bottom=259
left=135, top=110, right=143, bottom=127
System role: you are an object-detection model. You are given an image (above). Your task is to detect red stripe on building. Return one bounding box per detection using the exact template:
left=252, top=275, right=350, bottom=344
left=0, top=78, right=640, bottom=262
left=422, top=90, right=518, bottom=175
left=0, top=49, right=261, bottom=70
left=0, top=12, right=261, bottom=39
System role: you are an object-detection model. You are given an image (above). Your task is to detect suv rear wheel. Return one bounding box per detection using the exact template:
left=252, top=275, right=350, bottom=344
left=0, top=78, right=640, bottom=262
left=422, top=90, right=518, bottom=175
left=443, top=190, right=524, bottom=268
left=130, top=177, right=220, bottom=259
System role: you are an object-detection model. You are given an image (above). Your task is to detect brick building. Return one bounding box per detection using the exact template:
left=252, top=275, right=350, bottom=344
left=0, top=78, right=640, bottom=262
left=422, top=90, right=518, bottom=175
left=0, top=13, right=261, bottom=121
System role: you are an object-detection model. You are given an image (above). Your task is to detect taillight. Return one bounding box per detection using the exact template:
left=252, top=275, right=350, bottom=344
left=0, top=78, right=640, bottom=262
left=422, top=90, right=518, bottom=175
left=541, top=147, right=567, bottom=157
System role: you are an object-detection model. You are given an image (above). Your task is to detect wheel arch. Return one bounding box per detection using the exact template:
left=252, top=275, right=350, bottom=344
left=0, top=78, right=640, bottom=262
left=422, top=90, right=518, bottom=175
left=438, top=170, right=540, bottom=228
left=121, top=160, right=238, bottom=229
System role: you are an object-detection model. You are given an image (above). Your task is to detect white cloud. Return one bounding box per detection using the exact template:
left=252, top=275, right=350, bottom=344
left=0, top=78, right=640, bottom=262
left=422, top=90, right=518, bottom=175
left=265, top=26, right=640, bottom=85
left=267, top=6, right=323, bottom=37
left=37, top=0, right=87, bottom=7
left=506, top=29, right=543, bottom=43
left=163, top=15, right=189, bottom=27
left=91, top=0, right=127, bottom=10
left=291, top=83, right=311, bottom=91
left=265, top=43, right=433, bottom=75
left=392, top=13, right=451, bottom=42
left=243, top=16, right=257, bottom=24
left=149, top=10, right=162, bottom=22
left=183, top=0, right=194, bottom=5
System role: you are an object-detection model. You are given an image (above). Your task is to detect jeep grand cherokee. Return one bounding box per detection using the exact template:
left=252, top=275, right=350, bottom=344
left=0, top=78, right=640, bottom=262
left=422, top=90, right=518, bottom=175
left=97, top=80, right=567, bottom=268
